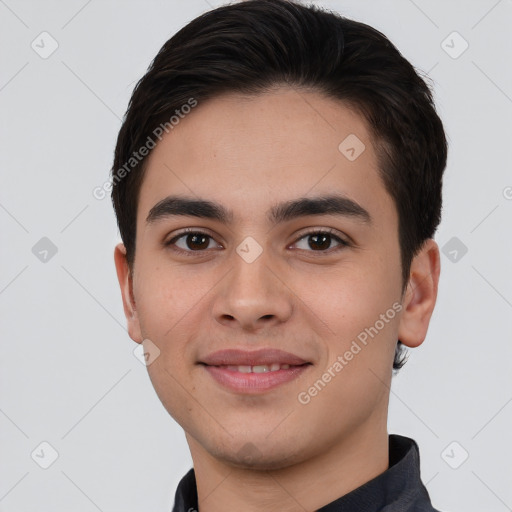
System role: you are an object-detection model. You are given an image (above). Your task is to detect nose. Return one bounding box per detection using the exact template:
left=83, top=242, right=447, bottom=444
left=212, top=245, right=294, bottom=332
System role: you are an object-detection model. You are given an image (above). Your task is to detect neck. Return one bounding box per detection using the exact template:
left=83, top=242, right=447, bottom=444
left=187, top=417, right=389, bottom=512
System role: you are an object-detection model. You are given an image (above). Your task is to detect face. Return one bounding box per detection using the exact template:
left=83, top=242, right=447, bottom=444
left=115, top=86, right=436, bottom=470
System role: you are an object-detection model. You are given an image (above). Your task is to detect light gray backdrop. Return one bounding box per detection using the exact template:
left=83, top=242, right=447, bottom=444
left=1, top=0, right=511, bottom=511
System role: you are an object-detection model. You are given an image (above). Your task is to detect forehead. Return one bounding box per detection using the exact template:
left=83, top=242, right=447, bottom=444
left=137, top=87, right=395, bottom=231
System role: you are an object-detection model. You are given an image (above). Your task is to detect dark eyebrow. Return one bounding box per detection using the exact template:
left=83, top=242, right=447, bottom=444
left=145, top=194, right=372, bottom=226
left=270, top=194, right=372, bottom=225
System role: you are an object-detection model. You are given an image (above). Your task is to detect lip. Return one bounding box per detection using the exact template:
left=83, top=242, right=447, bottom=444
left=199, top=348, right=312, bottom=394
left=204, top=365, right=310, bottom=393
left=200, top=348, right=308, bottom=366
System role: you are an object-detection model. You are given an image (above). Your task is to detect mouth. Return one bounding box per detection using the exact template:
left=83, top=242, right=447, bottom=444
left=199, top=348, right=313, bottom=393
left=215, top=363, right=298, bottom=373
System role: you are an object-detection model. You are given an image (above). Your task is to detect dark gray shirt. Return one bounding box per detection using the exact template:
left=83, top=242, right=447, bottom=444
left=171, top=434, right=442, bottom=511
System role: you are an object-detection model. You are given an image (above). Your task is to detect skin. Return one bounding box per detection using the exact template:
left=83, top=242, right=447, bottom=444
left=114, top=86, right=440, bottom=512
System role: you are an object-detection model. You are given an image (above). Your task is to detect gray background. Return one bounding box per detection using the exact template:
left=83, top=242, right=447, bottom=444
left=1, top=0, right=511, bottom=510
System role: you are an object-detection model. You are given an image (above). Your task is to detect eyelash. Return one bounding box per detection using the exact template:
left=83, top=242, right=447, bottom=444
left=164, top=227, right=350, bottom=257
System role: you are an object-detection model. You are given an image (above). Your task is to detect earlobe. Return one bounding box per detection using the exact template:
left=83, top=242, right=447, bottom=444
left=114, top=242, right=143, bottom=343
left=397, top=239, right=441, bottom=348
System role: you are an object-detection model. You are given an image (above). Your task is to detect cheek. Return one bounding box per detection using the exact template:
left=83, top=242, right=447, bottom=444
left=145, top=355, right=195, bottom=430
left=133, top=260, right=214, bottom=400
left=134, top=260, right=211, bottom=338
left=297, top=258, right=400, bottom=381
left=300, top=263, right=398, bottom=337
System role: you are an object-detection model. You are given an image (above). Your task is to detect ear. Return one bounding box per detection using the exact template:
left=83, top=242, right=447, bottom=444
left=397, top=239, right=441, bottom=348
left=114, top=242, right=143, bottom=343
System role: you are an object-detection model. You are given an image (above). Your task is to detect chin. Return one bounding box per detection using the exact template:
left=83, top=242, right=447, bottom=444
left=208, top=437, right=306, bottom=471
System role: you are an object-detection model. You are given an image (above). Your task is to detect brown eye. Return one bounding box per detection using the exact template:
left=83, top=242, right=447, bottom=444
left=308, top=233, right=332, bottom=250
left=293, top=230, right=349, bottom=253
left=165, top=229, right=222, bottom=256
left=168, top=232, right=213, bottom=251
left=182, top=233, right=210, bottom=250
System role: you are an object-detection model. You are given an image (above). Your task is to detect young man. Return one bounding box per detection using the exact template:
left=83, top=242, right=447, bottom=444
left=112, top=1, right=447, bottom=510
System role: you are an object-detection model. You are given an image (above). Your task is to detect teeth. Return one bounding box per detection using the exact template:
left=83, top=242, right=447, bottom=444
left=223, top=363, right=293, bottom=373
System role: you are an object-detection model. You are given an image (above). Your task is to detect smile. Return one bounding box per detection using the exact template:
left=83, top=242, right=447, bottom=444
left=201, top=362, right=311, bottom=393
left=223, top=363, right=292, bottom=373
